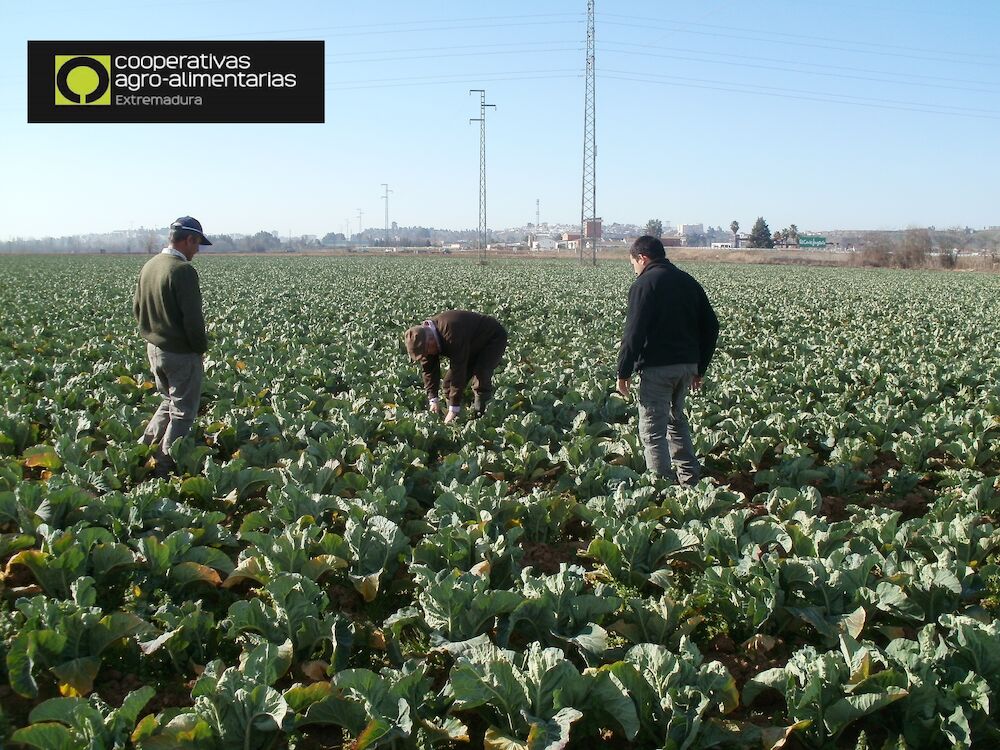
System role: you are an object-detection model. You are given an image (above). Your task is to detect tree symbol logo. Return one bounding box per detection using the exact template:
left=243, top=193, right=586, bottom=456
left=55, top=56, right=111, bottom=105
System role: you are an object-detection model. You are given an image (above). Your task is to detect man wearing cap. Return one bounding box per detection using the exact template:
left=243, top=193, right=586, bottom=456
left=404, top=311, right=507, bottom=423
left=617, top=235, right=719, bottom=485
left=133, top=216, right=212, bottom=473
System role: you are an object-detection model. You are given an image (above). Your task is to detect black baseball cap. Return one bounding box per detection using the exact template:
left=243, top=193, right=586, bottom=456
left=171, top=216, right=212, bottom=245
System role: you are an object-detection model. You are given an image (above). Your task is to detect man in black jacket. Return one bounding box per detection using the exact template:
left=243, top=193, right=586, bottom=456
left=616, top=236, right=719, bottom=485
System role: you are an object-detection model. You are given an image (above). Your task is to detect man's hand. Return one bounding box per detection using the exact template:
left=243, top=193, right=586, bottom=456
left=691, top=375, right=704, bottom=393
left=443, top=409, right=457, bottom=424
left=616, top=378, right=630, bottom=399
left=429, top=400, right=440, bottom=414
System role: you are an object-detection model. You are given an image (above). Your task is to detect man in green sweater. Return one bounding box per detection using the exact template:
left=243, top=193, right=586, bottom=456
left=133, top=216, right=211, bottom=473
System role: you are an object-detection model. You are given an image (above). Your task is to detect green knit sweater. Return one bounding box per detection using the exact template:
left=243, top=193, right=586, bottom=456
left=133, top=254, right=208, bottom=354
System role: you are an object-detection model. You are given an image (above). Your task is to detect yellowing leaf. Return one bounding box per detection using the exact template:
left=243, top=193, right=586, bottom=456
left=470, top=560, right=492, bottom=577
left=352, top=573, right=381, bottom=603
left=300, top=660, right=330, bottom=682
left=22, top=446, right=62, bottom=470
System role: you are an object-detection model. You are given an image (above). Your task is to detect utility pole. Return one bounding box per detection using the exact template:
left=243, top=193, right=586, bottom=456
left=356, top=209, right=364, bottom=243
left=381, top=183, right=393, bottom=248
left=536, top=199, right=540, bottom=230
left=469, top=88, right=495, bottom=265
left=580, top=0, right=597, bottom=266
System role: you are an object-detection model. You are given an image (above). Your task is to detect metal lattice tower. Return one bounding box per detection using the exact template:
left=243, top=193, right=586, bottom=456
left=469, top=89, right=495, bottom=264
left=580, top=0, right=596, bottom=265
left=381, top=183, right=392, bottom=247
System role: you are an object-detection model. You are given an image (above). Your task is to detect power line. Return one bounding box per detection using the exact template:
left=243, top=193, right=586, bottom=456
left=600, top=67, right=1000, bottom=115
left=324, top=45, right=582, bottom=67
left=598, top=18, right=1000, bottom=68
left=325, top=40, right=582, bottom=59
left=600, top=70, right=1000, bottom=120
left=326, top=70, right=580, bottom=91
left=598, top=44, right=1000, bottom=95
left=223, top=15, right=584, bottom=39
left=597, top=12, right=1000, bottom=64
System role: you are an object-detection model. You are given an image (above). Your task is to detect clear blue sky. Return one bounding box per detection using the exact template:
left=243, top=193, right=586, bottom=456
left=2, top=0, right=998, bottom=239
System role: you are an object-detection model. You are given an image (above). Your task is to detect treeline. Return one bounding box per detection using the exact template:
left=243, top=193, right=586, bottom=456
left=0, top=230, right=316, bottom=255
left=850, top=229, right=999, bottom=269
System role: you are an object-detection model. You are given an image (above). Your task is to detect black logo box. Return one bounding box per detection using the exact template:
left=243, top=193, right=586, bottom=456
left=28, top=41, right=324, bottom=123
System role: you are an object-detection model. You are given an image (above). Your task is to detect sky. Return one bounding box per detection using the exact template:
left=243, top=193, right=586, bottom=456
left=2, top=0, right=999, bottom=240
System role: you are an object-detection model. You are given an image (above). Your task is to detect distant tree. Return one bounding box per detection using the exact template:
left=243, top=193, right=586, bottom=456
left=644, top=219, right=663, bottom=238
left=861, top=233, right=894, bottom=267
left=773, top=229, right=785, bottom=247
left=897, top=228, right=931, bottom=268
left=748, top=217, right=774, bottom=248
left=730, top=221, right=739, bottom=248
left=322, top=232, right=345, bottom=245
left=788, top=224, right=799, bottom=244
left=248, top=230, right=281, bottom=253
left=686, top=231, right=707, bottom=248
left=210, top=234, right=237, bottom=253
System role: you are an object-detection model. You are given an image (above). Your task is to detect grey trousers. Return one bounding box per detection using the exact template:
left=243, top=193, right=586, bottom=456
left=637, top=363, right=700, bottom=485
left=142, top=343, right=203, bottom=462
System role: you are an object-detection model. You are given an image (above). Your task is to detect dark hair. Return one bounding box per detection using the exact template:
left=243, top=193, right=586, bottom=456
left=169, top=228, right=198, bottom=244
left=630, top=235, right=666, bottom=260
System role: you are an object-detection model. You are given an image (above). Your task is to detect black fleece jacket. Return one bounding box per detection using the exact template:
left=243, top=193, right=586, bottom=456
left=617, top=259, right=719, bottom=379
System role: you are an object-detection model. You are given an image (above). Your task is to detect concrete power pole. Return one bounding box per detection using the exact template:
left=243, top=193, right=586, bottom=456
left=381, top=183, right=393, bottom=248
left=580, top=0, right=597, bottom=266
left=356, top=209, right=364, bottom=243
left=469, top=88, right=495, bottom=265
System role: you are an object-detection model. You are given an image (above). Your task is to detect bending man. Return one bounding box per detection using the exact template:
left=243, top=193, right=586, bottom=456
left=404, top=310, right=508, bottom=423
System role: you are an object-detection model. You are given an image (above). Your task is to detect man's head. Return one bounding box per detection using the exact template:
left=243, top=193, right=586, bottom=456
left=629, top=234, right=665, bottom=275
left=169, top=216, right=212, bottom=260
left=404, top=324, right=439, bottom=360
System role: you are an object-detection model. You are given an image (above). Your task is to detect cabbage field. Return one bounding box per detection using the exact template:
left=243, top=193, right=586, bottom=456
left=1, top=254, right=1000, bottom=750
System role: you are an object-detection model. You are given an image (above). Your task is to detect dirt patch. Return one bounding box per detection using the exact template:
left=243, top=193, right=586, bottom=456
left=820, top=495, right=849, bottom=522
left=0, top=684, right=38, bottom=735
left=886, top=490, right=934, bottom=521
left=867, top=453, right=903, bottom=484
left=326, top=582, right=365, bottom=617
left=720, top=471, right=759, bottom=501
left=520, top=540, right=587, bottom=575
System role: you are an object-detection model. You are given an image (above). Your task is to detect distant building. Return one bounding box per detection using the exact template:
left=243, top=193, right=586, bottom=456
left=677, top=223, right=704, bottom=236
left=625, top=236, right=682, bottom=248
left=531, top=237, right=558, bottom=251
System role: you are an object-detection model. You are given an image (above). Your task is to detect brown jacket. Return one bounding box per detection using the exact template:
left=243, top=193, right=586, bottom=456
left=419, top=310, right=506, bottom=405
